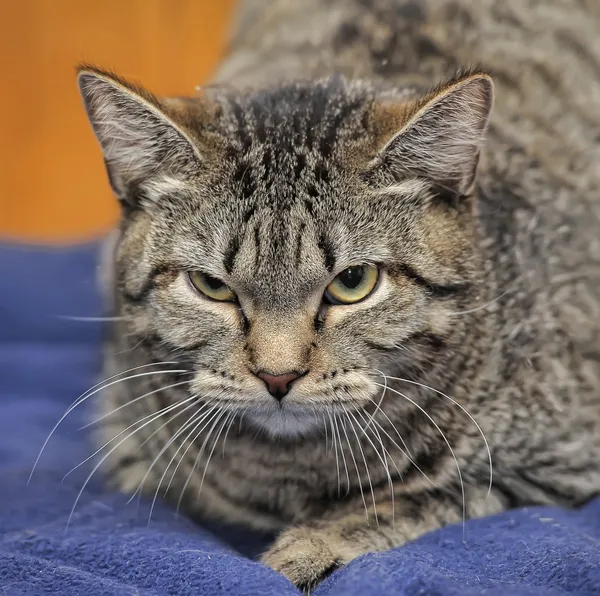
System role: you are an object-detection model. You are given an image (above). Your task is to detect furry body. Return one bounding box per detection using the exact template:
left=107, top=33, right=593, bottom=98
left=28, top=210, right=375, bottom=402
left=78, top=0, right=600, bottom=589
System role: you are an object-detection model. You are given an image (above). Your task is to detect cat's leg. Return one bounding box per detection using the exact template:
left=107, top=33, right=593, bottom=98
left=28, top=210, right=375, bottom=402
left=262, top=487, right=505, bottom=591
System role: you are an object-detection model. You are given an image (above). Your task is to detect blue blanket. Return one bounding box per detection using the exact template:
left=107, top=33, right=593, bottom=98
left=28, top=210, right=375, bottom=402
left=1, top=242, right=599, bottom=596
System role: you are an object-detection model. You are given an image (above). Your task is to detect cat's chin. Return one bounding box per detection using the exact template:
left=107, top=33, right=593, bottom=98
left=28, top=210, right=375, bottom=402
left=244, top=407, right=324, bottom=440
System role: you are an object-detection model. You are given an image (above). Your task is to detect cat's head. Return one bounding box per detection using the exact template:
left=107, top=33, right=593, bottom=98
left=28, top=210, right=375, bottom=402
left=78, top=66, right=493, bottom=438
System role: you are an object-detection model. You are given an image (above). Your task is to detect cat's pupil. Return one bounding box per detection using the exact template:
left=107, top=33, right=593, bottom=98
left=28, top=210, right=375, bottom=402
left=205, top=274, right=224, bottom=290
left=339, top=266, right=364, bottom=289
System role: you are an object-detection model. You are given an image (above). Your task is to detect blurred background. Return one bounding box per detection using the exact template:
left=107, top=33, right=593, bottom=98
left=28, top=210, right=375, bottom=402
left=0, top=0, right=237, bottom=243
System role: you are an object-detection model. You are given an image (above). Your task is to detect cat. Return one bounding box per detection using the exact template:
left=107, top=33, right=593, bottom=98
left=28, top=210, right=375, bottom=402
left=77, top=0, right=600, bottom=590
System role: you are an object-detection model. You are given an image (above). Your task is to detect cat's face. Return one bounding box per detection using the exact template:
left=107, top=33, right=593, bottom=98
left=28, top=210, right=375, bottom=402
left=79, top=68, right=492, bottom=438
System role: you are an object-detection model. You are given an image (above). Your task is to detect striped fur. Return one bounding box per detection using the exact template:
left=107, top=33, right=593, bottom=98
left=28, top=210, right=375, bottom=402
left=77, top=0, right=600, bottom=590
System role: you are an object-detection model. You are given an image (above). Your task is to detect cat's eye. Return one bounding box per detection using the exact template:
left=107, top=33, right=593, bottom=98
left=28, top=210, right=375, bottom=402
left=324, top=264, right=379, bottom=305
left=188, top=271, right=236, bottom=302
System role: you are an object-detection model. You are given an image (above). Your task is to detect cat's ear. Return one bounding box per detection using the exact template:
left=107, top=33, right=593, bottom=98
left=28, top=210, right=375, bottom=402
left=371, top=72, right=493, bottom=196
left=77, top=65, right=203, bottom=206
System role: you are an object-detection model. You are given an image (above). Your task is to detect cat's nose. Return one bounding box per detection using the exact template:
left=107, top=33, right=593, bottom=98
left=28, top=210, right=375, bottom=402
left=256, top=371, right=306, bottom=401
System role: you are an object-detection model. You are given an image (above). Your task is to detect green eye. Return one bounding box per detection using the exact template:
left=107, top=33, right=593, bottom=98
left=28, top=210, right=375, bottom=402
left=324, top=264, right=379, bottom=305
left=188, top=271, right=236, bottom=302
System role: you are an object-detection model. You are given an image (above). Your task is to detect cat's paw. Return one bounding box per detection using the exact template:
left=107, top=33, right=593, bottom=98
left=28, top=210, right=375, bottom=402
left=261, top=526, right=343, bottom=592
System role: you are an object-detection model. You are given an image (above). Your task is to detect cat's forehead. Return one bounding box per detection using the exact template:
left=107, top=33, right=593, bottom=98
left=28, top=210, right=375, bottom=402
left=224, top=208, right=335, bottom=309
left=215, top=77, right=373, bottom=158
left=162, top=79, right=400, bottom=306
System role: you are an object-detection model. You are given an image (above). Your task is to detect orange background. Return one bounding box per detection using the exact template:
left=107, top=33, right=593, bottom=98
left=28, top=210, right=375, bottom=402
left=0, top=0, right=236, bottom=243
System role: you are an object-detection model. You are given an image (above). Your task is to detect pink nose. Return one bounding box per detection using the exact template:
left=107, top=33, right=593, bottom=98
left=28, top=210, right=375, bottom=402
left=256, top=371, right=304, bottom=400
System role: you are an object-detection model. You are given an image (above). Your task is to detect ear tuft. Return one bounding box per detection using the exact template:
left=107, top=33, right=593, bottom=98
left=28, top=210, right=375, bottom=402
left=372, top=72, right=494, bottom=195
left=76, top=64, right=202, bottom=205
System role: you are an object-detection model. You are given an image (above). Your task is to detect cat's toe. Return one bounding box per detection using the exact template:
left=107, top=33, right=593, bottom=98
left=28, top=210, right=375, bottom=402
left=262, top=527, right=342, bottom=592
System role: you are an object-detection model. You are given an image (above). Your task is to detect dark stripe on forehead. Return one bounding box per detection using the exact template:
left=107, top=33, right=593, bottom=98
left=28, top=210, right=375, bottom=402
left=295, top=223, right=306, bottom=268
left=253, top=223, right=262, bottom=275
left=319, top=96, right=365, bottom=158
left=317, top=232, right=336, bottom=272
left=223, top=234, right=241, bottom=274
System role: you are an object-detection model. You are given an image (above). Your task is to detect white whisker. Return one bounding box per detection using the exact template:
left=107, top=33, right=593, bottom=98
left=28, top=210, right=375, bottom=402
left=64, top=393, right=199, bottom=481
left=197, top=411, right=236, bottom=499
left=176, top=408, right=227, bottom=514
left=332, top=413, right=350, bottom=495
left=353, top=407, right=398, bottom=524
left=29, top=361, right=183, bottom=483
left=363, top=399, right=437, bottom=490
left=130, top=401, right=214, bottom=497
left=363, top=372, right=387, bottom=433
left=446, top=289, right=511, bottom=317
left=373, top=381, right=466, bottom=537
left=347, top=408, right=393, bottom=525
left=56, top=315, right=131, bottom=322
left=81, top=380, right=191, bottom=429
left=221, top=410, right=238, bottom=457
left=64, top=393, right=199, bottom=529
left=339, top=415, right=369, bottom=522
left=379, top=372, right=493, bottom=498
left=346, top=410, right=379, bottom=526
left=145, top=403, right=220, bottom=524
left=328, top=411, right=341, bottom=497
left=159, top=404, right=221, bottom=498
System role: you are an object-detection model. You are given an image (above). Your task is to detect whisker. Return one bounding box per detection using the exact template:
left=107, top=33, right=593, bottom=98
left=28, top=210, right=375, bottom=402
left=64, top=393, right=198, bottom=480
left=145, top=403, right=220, bottom=524
left=55, top=315, right=132, bottom=322
left=64, top=394, right=199, bottom=530
left=332, top=413, right=351, bottom=495
left=159, top=404, right=221, bottom=499
left=328, top=411, right=341, bottom=497
left=362, top=373, right=387, bottom=433
left=176, top=408, right=227, bottom=514
left=322, top=413, right=329, bottom=452
left=379, top=372, right=493, bottom=498
left=115, top=336, right=147, bottom=356
left=446, top=289, right=511, bottom=317
left=347, top=408, right=393, bottom=526
left=29, top=361, right=183, bottom=483
left=345, top=410, right=379, bottom=526
left=221, top=411, right=238, bottom=457
left=131, top=401, right=215, bottom=500
left=339, top=414, right=369, bottom=522
left=127, top=401, right=209, bottom=510
left=197, top=410, right=236, bottom=499
left=352, top=407, right=398, bottom=525
left=363, top=400, right=437, bottom=490
left=363, top=385, right=412, bottom=458
left=81, top=380, right=191, bottom=429
left=373, top=381, right=466, bottom=537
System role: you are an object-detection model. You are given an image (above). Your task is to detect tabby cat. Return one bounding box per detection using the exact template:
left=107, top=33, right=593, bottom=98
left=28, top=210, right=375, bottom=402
left=77, top=0, right=600, bottom=590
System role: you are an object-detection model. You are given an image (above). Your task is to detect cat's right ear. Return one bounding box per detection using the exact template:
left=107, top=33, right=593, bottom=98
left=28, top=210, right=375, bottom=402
left=77, top=65, right=203, bottom=207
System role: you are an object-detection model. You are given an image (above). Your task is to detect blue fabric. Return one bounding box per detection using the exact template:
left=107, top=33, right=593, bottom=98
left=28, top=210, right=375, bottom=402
left=1, top=241, right=600, bottom=596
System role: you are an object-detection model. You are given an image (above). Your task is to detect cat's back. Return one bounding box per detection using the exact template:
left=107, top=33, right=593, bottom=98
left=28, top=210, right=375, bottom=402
left=219, top=0, right=600, bottom=196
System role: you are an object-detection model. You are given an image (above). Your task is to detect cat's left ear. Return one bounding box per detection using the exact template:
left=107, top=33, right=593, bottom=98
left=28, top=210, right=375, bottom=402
left=77, top=65, right=204, bottom=206
left=371, top=72, right=494, bottom=195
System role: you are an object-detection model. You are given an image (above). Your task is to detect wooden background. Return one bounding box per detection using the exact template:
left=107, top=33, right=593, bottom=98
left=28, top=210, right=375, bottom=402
left=0, top=0, right=236, bottom=242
